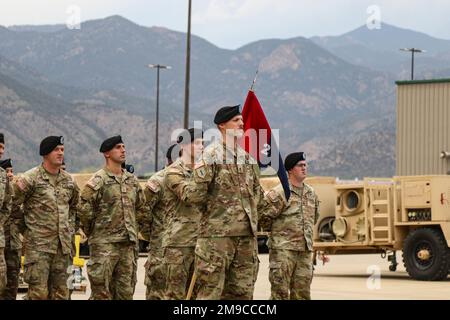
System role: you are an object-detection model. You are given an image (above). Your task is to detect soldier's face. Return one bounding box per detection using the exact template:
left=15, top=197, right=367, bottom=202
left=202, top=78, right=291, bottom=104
left=0, top=143, right=4, bottom=158
left=220, top=115, right=244, bottom=138
left=106, top=143, right=126, bottom=164
left=181, top=139, right=203, bottom=162
left=45, top=145, right=64, bottom=166
left=6, top=168, right=13, bottom=181
left=291, top=160, right=308, bottom=180
left=191, top=138, right=204, bottom=160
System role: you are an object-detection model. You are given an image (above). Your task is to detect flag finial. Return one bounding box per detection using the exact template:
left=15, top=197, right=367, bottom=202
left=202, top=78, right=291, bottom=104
left=250, top=69, right=259, bottom=92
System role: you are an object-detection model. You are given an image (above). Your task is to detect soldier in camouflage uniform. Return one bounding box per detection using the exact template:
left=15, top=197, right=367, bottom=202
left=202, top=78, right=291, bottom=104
left=0, top=134, right=12, bottom=294
left=138, top=144, right=179, bottom=300
left=12, top=136, right=80, bottom=300
left=192, top=106, right=264, bottom=300
left=163, top=128, right=204, bottom=300
left=0, top=159, right=22, bottom=300
left=260, top=152, right=320, bottom=300
left=78, top=135, right=146, bottom=300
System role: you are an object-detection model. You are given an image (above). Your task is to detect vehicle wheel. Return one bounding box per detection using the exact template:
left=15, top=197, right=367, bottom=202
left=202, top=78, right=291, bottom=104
left=402, top=228, right=450, bottom=281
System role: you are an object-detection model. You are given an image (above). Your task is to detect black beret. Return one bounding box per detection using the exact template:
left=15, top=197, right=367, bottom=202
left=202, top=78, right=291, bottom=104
left=0, top=159, right=12, bottom=169
left=0, top=133, right=4, bottom=144
left=214, top=105, right=241, bottom=124
left=40, top=136, right=64, bottom=156
left=284, top=152, right=306, bottom=171
left=100, top=135, right=123, bottom=153
left=166, top=144, right=180, bottom=162
left=176, top=128, right=203, bottom=145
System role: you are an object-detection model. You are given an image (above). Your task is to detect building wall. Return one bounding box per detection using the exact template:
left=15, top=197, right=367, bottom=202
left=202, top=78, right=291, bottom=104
left=396, top=80, right=450, bottom=176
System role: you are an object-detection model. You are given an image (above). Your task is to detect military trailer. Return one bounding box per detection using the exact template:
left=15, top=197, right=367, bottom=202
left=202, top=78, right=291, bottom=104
left=306, top=79, right=450, bottom=281
left=310, top=175, right=450, bottom=281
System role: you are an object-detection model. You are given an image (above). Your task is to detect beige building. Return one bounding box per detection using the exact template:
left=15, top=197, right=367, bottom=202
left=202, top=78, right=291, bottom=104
left=396, top=78, right=450, bottom=176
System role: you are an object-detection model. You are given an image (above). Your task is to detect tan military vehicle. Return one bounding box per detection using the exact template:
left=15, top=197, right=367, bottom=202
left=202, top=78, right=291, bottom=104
left=260, top=175, right=450, bottom=281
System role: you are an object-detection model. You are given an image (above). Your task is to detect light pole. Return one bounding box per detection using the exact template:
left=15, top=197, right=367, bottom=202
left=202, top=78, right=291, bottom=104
left=184, top=0, right=192, bottom=129
left=400, top=48, right=425, bottom=80
left=147, top=64, right=171, bottom=172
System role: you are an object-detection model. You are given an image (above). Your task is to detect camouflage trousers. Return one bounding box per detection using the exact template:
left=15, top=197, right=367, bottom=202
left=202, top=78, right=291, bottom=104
left=144, top=248, right=167, bottom=300
left=0, top=248, right=6, bottom=294
left=269, top=249, right=313, bottom=300
left=0, top=248, right=20, bottom=300
left=22, top=244, right=71, bottom=300
left=87, top=242, right=138, bottom=300
left=163, top=246, right=195, bottom=300
left=194, top=236, right=259, bottom=300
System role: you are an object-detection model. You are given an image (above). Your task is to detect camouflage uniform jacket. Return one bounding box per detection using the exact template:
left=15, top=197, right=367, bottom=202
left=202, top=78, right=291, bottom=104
left=193, top=140, right=264, bottom=238
left=12, top=165, right=80, bottom=255
left=137, top=168, right=169, bottom=250
left=78, top=167, right=146, bottom=245
left=4, top=198, right=23, bottom=251
left=0, top=167, right=12, bottom=248
left=162, top=159, right=204, bottom=247
left=262, top=182, right=320, bottom=251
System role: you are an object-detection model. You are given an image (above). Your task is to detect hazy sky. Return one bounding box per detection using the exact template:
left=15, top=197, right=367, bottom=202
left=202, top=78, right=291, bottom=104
left=1, top=0, right=450, bottom=49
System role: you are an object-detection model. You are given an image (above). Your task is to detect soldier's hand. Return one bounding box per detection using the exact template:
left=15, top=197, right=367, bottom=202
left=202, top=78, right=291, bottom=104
left=76, top=228, right=88, bottom=244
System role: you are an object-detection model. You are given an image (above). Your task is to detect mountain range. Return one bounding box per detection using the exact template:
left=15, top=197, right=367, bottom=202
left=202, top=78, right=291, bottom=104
left=1, top=16, right=450, bottom=177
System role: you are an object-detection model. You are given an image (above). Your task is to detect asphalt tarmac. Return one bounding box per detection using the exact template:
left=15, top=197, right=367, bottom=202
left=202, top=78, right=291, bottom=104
left=50, top=251, right=449, bottom=300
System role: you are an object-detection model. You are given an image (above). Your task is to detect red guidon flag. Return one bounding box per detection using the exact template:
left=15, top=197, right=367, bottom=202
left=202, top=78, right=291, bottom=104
left=241, top=90, right=291, bottom=200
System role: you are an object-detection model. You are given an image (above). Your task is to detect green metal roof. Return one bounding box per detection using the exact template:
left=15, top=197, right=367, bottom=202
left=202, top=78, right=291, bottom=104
left=396, top=78, right=450, bottom=85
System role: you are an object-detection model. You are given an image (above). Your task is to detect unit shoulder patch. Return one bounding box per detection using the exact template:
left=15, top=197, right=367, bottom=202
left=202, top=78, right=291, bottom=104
left=266, top=189, right=279, bottom=203
left=16, top=177, right=27, bottom=192
left=86, top=176, right=102, bottom=190
left=146, top=179, right=161, bottom=193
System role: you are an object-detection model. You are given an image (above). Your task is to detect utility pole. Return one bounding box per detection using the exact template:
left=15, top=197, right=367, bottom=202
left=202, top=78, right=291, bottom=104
left=184, top=0, right=192, bottom=129
left=400, top=48, right=425, bottom=80
left=147, top=64, right=171, bottom=172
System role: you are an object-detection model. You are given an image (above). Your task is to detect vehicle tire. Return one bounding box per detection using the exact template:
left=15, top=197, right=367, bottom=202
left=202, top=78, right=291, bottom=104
left=402, top=228, right=450, bottom=281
